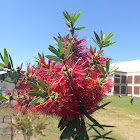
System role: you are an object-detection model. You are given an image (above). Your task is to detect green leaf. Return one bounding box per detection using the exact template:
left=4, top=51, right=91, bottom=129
left=75, top=26, right=86, bottom=30
left=70, top=13, right=75, bottom=26
left=74, top=11, right=76, bottom=17
left=98, top=75, right=105, bottom=78
left=87, top=123, right=104, bottom=139
left=104, top=32, right=114, bottom=42
left=94, top=47, right=96, bottom=53
left=66, top=33, right=69, bottom=38
left=96, top=102, right=111, bottom=111
left=20, top=63, right=23, bottom=70
left=48, top=81, right=53, bottom=94
left=77, top=121, right=87, bottom=139
left=33, top=57, right=40, bottom=62
left=54, top=41, right=58, bottom=46
left=103, top=40, right=110, bottom=46
left=39, top=78, right=46, bottom=91
left=109, top=63, right=117, bottom=73
left=111, top=67, right=119, bottom=73
left=58, top=118, right=64, bottom=128
left=102, top=131, right=113, bottom=137
left=7, top=62, right=11, bottom=69
left=48, top=45, right=60, bottom=57
left=106, top=60, right=110, bottom=73
left=63, top=11, right=70, bottom=21
left=0, top=63, right=5, bottom=67
left=105, top=41, right=117, bottom=47
left=29, top=97, right=41, bottom=105
left=90, top=45, right=92, bottom=51
left=8, top=54, right=13, bottom=68
left=4, top=56, right=9, bottom=66
left=4, top=48, right=8, bottom=58
left=97, top=64, right=106, bottom=75
left=74, top=12, right=81, bottom=22
left=88, top=116, right=104, bottom=130
left=53, top=36, right=58, bottom=42
left=29, top=82, right=39, bottom=91
left=85, top=131, right=89, bottom=140
left=65, top=11, right=71, bottom=20
left=114, top=76, right=121, bottom=80
left=58, top=39, right=64, bottom=55
left=37, top=97, right=46, bottom=103
left=100, top=30, right=103, bottom=41
left=103, top=34, right=105, bottom=40
left=94, top=31, right=101, bottom=45
left=82, top=108, right=104, bottom=130
left=42, top=52, right=44, bottom=59
left=92, top=37, right=100, bottom=46
left=38, top=53, right=41, bottom=59
left=66, top=54, right=72, bottom=61
left=90, top=125, right=115, bottom=129
left=28, top=91, right=42, bottom=97
left=60, top=119, right=77, bottom=139
left=0, top=53, right=4, bottom=62
left=92, top=131, right=115, bottom=140
left=65, top=41, right=73, bottom=56
left=58, top=118, right=68, bottom=131
left=58, top=33, right=64, bottom=42
left=100, top=50, right=104, bottom=53
left=99, top=44, right=103, bottom=49
left=64, top=19, right=71, bottom=28
left=45, top=55, right=62, bottom=62
left=0, top=95, right=6, bottom=100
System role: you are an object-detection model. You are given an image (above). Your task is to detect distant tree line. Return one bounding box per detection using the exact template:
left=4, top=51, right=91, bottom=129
left=0, top=69, right=21, bottom=84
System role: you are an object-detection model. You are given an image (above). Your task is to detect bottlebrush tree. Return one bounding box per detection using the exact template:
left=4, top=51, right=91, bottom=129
left=0, top=11, right=117, bottom=139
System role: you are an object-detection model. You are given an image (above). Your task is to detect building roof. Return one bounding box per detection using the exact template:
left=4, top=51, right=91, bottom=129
left=0, top=71, right=7, bottom=75
left=110, top=60, right=140, bottom=73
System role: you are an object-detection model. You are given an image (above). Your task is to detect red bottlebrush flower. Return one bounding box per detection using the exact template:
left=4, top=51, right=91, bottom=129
left=16, top=66, right=20, bottom=70
left=62, top=35, right=88, bottom=64
left=40, top=59, right=46, bottom=65
left=13, top=35, right=113, bottom=121
left=7, top=92, right=12, bottom=96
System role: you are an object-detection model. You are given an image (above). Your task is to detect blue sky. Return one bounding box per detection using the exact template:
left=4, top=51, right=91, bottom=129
left=0, top=0, right=140, bottom=70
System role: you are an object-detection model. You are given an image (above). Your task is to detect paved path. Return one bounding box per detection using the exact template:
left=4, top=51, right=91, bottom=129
left=0, top=115, right=13, bottom=140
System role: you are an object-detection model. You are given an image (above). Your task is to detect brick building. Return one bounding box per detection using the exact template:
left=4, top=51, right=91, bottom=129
left=110, top=60, right=140, bottom=97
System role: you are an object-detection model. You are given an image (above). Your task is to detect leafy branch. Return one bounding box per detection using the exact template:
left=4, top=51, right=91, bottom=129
left=0, top=48, right=23, bottom=72
left=63, top=10, right=85, bottom=36
left=92, top=30, right=117, bottom=49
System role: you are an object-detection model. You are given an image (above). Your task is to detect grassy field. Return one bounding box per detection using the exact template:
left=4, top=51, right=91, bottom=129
left=0, top=95, right=140, bottom=140
left=92, top=96, right=140, bottom=140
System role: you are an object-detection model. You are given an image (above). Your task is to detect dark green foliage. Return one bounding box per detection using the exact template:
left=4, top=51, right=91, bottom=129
left=0, top=70, right=21, bottom=84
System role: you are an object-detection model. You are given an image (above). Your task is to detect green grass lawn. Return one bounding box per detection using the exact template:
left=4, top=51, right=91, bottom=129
left=103, top=95, right=140, bottom=115
left=92, top=95, right=140, bottom=140
left=38, top=96, right=140, bottom=140
left=0, top=95, right=140, bottom=140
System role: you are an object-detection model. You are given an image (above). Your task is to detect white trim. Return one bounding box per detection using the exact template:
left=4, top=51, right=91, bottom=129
left=0, top=71, right=7, bottom=75
left=128, top=94, right=140, bottom=97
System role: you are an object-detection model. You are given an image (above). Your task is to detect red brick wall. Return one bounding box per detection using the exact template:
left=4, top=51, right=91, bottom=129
left=121, top=76, right=126, bottom=84
left=114, top=86, right=119, bottom=94
left=128, top=76, right=132, bottom=84
left=114, top=75, right=120, bottom=83
left=134, top=86, right=139, bottom=95
left=121, top=86, right=126, bottom=94
left=134, top=76, right=140, bottom=84
left=127, top=86, right=132, bottom=95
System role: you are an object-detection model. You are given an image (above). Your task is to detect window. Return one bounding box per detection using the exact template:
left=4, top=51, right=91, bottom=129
left=114, top=75, right=120, bottom=83
left=127, top=76, right=132, bottom=84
